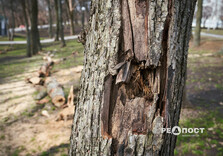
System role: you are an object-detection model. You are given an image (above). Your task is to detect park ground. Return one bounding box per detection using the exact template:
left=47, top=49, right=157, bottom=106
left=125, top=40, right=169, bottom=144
left=0, top=30, right=223, bottom=155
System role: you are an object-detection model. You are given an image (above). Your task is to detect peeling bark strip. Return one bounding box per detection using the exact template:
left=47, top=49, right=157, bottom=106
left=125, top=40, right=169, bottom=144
left=69, top=0, right=197, bottom=155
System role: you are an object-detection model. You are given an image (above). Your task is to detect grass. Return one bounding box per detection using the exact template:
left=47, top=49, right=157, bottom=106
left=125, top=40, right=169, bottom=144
left=0, top=40, right=84, bottom=82
left=201, top=28, right=223, bottom=36
left=175, top=110, right=223, bottom=156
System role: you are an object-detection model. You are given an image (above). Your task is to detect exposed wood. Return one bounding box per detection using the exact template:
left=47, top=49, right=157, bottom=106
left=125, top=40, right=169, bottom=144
left=69, top=0, right=197, bottom=155
left=45, top=77, right=65, bottom=107
left=67, top=85, right=74, bottom=107
left=37, top=97, right=50, bottom=104
left=56, top=105, right=75, bottom=121
left=41, top=110, right=50, bottom=117
left=39, top=61, right=54, bottom=77
left=27, top=77, right=42, bottom=85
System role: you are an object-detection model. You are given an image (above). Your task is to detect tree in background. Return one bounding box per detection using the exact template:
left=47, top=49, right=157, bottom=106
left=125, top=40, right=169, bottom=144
left=194, top=0, right=203, bottom=47
left=57, top=0, right=66, bottom=47
left=65, top=0, right=75, bottom=35
left=20, top=0, right=31, bottom=57
left=69, top=0, right=197, bottom=155
left=46, top=0, right=53, bottom=38
left=9, top=0, right=15, bottom=41
left=54, top=0, right=59, bottom=41
left=30, top=0, right=41, bottom=55
left=202, top=6, right=212, bottom=28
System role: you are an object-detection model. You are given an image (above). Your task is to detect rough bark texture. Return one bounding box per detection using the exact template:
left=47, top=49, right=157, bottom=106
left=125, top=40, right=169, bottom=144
left=30, top=0, right=41, bottom=55
left=194, top=0, right=203, bottom=47
left=70, top=0, right=197, bottom=155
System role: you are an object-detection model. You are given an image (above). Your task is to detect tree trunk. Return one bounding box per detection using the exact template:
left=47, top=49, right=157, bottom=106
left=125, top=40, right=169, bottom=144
left=194, top=0, right=203, bottom=47
left=47, top=0, right=53, bottom=38
left=54, top=0, right=60, bottom=41
left=9, top=0, right=15, bottom=41
left=30, top=0, right=41, bottom=55
left=65, top=0, right=75, bottom=35
left=79, top=0, right=85, bottom=28
left=20, top=0, right=31, bottom=57
left=69, top=0, right=197, bottom=155
left=58, top=0, right=66, bottom=47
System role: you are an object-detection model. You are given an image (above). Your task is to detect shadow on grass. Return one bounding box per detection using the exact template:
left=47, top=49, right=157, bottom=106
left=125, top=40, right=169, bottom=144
left=39, top=143, right=69, bottom=156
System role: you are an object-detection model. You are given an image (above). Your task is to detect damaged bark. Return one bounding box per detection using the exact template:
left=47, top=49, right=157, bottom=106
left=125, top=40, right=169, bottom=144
left=69, top=0, right=197, bottom=155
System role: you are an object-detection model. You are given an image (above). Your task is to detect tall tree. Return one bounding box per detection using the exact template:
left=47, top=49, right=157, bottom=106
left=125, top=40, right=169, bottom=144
left=46, top=0, right=53, bottom=38
left=20, top=0, right=31, bottom=57
left=69, top=0, right=197, bottom=155
left=65, top=0, right=75, bottom=35
left=54, top=0, right=59, bottom=41
left=30, top=0, right=41, bottom=54
left=57, top=0, right=66, bottom=47
left=194, top=0, right=203, bottom=47
left=0, top=0, right=6, bottom=20
left=80, top=0, right=85, bottom=28
left=9, top=0, right=15, bottom=41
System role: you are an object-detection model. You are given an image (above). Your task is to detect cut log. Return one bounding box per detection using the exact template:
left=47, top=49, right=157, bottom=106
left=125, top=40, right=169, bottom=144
left=27, top=77, right=42, bottom=85
left=45, top=77, right=65, bottom=107
left=39, top=61, right=54, bottom=77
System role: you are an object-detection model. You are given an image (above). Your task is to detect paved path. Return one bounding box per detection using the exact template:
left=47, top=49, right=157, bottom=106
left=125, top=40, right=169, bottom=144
left=1, top=32, right=223, bottom=45
left=0, top=35, right=78, bottom=45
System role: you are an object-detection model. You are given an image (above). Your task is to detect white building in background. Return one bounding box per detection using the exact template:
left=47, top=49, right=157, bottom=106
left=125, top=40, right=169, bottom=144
left=192, top=0, right=223, bottom=29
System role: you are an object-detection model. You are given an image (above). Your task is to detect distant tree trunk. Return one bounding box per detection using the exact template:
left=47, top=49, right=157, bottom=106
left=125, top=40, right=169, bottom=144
left=69, top=0, right=197, bottom=155
left=0, top=0, right=6, bottom=20
left=79, top=0, right=85, bottom=28
left=194, top=0, right=203, bottom=47
left=9, top=0, right=15, bottom=41
left=58, top=0, right=66, bottom=47
left=30, top=0, right=41, bottom=54
left=47, top=0, right=53, bottom=38
left=20, top=0, right=31, bottom=57
left=65, top=0, right=75, bottom=35
left=54, top=0, right=59, bottom=41
left=0, top=0, right=7, bottom=36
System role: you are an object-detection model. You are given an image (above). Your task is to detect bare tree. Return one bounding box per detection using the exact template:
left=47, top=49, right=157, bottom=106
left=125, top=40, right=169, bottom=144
left=54, top=0, right=59, bottom=41
left=9, top=0, right=15, bottom=41
left=30, top=0, right=41, bottom=54
left=57, top=0, right=66, bottom=47
left=46, top=0, right=53, bottom=38
left=202, top=6, right=212, bottom=28
left=69, top=0, right=197, bottom=155
left=194, top=0, right=203, bottom=47
left=20, top=0, right=31, bottom=57
left=65, top=0, right=75, bottom=35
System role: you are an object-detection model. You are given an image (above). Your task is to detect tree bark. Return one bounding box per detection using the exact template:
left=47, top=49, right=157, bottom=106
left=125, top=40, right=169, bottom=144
left=194, top=0, right=203, bottom=47
left=20, top=0, right=31, bottom=57
left=9, top=0, right=15, bottom=41
left=69, top=0, right=197, bottom=155
left=47, top=0, right=53, bottom=38
left=58, top=0, right=66, bottom=47
left=30, top=0, right=41, bottom=55
left=54, top=0, right=60, bottom=41
left=65, top=0, right=75, bottom=35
